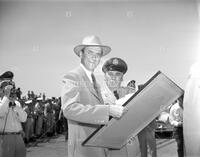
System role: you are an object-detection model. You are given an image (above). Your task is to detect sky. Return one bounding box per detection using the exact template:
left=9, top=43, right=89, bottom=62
left=0, top=0, right=199, bottom=98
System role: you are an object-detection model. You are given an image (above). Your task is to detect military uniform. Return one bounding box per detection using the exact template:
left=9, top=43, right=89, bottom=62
left=34, top=98, right=44, bottom=137
left=23, top=100, right=34, bottom=143
left=44, top=100, right=55, bottom=136
left=101, top=58, right=140, bottom=157
left=137, top=85, right=157, bottom=157
left=169, top=101, right=183, bottom=157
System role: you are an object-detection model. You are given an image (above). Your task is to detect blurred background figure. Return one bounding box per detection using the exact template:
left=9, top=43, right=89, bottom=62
left=137, top=84, right=157, bottom=157
left=169, top=95, right=184, bottom=157
left=127, top=80, right=136, bottom=93
left=16, top=87, right=22, bottom=100
left=44, top=98, right=55, bottom=137
left=23, top=100, right=34, bottom=144
left=34, top=97, right=44, bottom=138
left=184, top=61, right=200, bottom=156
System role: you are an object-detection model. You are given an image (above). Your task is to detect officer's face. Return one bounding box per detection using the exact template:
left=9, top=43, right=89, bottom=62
left=81, top=46, right=102, bottom=72
left=105, top=71, right=123, bottom=89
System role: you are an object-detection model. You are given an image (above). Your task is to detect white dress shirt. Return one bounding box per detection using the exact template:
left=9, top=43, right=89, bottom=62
left=101, top=83, right=116, bottom=105
left=0, top=96, right=27, bottom=132
left=80, top=64, right=93, bottom=83
left=169, top=102, right=183, bottom=127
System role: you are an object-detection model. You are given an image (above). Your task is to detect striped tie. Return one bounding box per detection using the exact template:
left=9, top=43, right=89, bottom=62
left=91, top=73, right=99, bottom=95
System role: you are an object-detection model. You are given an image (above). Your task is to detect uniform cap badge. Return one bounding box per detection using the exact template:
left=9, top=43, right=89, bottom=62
left=112, top=59, right=119, bottom=65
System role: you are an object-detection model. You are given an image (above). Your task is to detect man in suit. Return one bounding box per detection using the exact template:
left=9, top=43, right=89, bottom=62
left=61, top=35, right=126, bottom=157
left=101, top=57, right=140, bottom=157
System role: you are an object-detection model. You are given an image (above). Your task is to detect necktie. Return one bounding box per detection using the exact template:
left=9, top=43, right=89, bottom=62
left=113, top=90, right=119, bottom=100
left=91, top=73, right=99, bottom=95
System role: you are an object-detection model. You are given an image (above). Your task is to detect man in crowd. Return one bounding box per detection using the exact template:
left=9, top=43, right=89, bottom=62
left=101, top=57, right=140, bottom=157
left=23, top=99, right=34, bottom=144
left=61, top=35, right=126, bottom=157
left=34, top=97, right=44, bottom=138
left=44, top=98, right=55, bottom=137
left=0, top=71, right=27, bottom=157
left=137, top=84, right=157, bottom=157
left=169, top=96, right=184, bottom=157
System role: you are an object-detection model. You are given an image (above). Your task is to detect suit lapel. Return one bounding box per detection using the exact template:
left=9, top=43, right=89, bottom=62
left=77, top=66, right=104, bottom=103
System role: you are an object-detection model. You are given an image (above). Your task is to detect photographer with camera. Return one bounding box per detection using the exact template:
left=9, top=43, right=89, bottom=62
left=0, top=71, right=27, bottom=157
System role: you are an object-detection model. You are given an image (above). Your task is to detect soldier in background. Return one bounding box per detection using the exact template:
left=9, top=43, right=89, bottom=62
left=16, top=87, right=22, bottom=100
left=127, top=80, right=136, bottom=92
left=169, top=96, right=184, bottom=157
left=34, top=97, right=44, bottom=138
left=44, top=98, right=55, bottom=137
left=53, top=98, right=61, bottom=135
left=137, top=84, right=157, bottom=157
left=42, top=93, right=46, bottom=101
left=23, top=100, right=34, bottom=144
left=27, top=91, right=31, bottom=99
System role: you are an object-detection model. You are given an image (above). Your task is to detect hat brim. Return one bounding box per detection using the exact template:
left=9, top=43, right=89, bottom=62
left=74, top=45, right=111, bottom=57
left=25, top=100, right=32, bottom=104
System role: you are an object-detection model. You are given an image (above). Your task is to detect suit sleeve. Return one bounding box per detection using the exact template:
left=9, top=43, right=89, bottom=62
left=61, top=73, right=110, bottom=125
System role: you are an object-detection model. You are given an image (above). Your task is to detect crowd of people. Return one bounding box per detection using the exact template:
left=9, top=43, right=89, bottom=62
left=20, top=94, right=68, bottom=145
left=0, top=35, right=184, bottom=157
left=0, top=72, right=68, bottom=157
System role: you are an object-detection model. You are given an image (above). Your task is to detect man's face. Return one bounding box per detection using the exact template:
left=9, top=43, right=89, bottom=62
left=0, top=79, right=14, bottom=98
left=105, top=70, right=124, bottom=90
left=81, top=46, right=102, bottom=72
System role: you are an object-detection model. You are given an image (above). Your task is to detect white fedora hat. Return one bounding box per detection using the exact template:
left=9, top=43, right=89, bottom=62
left=74, top=35, right=111, bottom=57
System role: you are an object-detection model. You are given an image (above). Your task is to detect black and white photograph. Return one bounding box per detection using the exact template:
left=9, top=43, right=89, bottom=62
left=0, top=0, right=199, bottom=157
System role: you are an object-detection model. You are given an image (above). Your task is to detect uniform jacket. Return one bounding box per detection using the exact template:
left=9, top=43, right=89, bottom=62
left=61, top=66, right=110, bottom=157
left=101, top=84, right=140, bottom=157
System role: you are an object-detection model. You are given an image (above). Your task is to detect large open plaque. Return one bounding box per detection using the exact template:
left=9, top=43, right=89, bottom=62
left=82, top=71, right=184, bottom=149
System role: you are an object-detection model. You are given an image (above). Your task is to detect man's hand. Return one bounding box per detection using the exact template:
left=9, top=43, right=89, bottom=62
left=109, top=105, right=127, bottom=118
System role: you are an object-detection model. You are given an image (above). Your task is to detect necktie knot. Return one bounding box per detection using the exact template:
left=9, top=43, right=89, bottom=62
left=113, top=90, right=119, bottom=99
left=91, top=73, right=96, bottom=84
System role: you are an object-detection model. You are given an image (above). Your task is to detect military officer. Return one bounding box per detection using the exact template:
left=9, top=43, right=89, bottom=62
left=101, top=57, right=140, bottom=157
